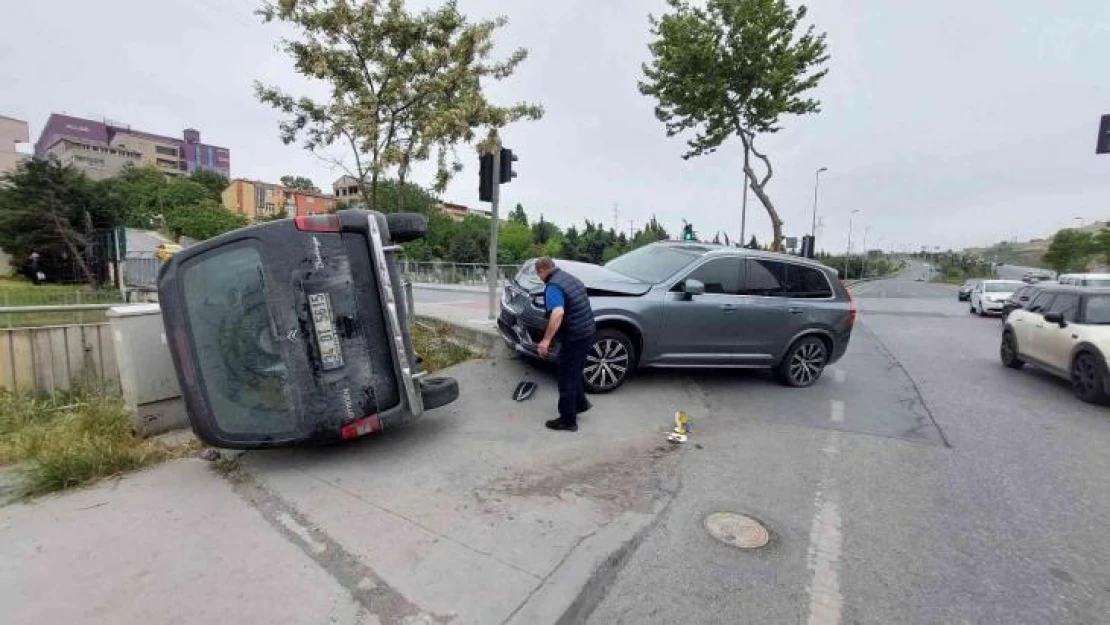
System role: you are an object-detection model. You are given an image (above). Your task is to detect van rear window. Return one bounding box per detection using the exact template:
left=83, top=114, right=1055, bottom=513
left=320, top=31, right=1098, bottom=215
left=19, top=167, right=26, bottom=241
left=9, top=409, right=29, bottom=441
left=182, top=244, right=298, bottom=436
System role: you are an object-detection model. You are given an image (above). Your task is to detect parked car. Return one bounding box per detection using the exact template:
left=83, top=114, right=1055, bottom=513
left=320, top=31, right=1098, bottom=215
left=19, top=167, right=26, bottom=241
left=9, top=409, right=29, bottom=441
left=158, top=209, right=459, bottom=449
left=970, top=280, right=1024, bottom=316
left=957, top=279, right=978, bottom=301
left=497, top=242, right=856, bottom=392
left=1022, top=271, right=1054, bottom=284
left=1057, top=273, right=1110, bottom=287
left=1000, top=284, right=1039, bottom=321
left=915, top=276, right=926, bottom=282
left=1001, top=285, right=1110, bottom=404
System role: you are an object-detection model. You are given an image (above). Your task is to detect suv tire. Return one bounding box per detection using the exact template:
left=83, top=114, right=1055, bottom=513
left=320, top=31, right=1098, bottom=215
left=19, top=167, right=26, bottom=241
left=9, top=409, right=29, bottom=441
left=583, top=328, right=635, bottom=394
left=1070, top=352, right=1109, bottom=405
left=385, top=212, right=428, bottom=243
left=776, top=336, right=828, bottom=388
left=1000, top=330, right=1024, bottom=369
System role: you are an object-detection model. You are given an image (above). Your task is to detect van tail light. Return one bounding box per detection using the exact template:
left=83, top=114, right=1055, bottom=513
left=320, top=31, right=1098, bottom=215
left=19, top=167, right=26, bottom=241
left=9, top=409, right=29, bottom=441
left=843, top=280, right=857, bottom=327
left=340, top=415, right=382, bottom=439
left=294, top=214, right=341, bottom=232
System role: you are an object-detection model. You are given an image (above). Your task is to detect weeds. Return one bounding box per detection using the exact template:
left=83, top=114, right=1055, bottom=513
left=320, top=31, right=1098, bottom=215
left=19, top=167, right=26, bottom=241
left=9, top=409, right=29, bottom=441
left=411, top=321, right=476, bottom=372
left=0, top=388, right=194, bottom=498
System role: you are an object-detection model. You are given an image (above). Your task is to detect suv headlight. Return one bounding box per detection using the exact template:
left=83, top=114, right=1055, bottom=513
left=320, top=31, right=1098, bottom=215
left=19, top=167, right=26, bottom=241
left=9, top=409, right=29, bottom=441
left=502, top=287, right=526, bottom=314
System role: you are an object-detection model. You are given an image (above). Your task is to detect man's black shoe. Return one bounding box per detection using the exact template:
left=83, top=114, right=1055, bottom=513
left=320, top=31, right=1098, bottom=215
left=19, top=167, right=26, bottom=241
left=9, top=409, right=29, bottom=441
left=577, top=401, right=592, bottom=414
left=545, top=418, right=578, bottom=432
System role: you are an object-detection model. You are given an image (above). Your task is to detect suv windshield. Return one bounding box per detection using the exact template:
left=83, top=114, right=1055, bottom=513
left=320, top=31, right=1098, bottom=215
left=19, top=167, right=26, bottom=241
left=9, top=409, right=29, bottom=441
left=604, top=245, right=702, bottom=283
left=985, top=282, right=1022, bottom=292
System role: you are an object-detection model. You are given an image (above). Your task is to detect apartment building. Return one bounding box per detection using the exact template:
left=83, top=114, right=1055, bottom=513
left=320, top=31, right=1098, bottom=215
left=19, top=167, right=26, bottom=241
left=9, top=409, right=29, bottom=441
left=34, top=113, right=230, bottom=179
left=0, top=115, right=30, bottom=176
left=222, top=178, right=336, bottom=221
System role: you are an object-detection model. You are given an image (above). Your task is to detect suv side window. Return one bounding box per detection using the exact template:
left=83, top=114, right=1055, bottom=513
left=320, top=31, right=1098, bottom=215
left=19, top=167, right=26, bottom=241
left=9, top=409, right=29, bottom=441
left=784, top=264, right=833, bottom=298
left=744, top=259, right=789, bottom=297
left=1027, top=291, right=1055, bottom=313
left=677, top=258, right=742, bottom=295
left=1046, top=293, right=1080, bottom=321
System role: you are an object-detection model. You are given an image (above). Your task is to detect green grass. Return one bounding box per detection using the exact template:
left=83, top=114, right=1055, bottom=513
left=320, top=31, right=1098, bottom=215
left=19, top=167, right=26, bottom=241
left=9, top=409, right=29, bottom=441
left=0, top=277, right=123, bottom=328
left=0, top=388, right=198, bottom=498
left=412, top=321, right=476, bottom=372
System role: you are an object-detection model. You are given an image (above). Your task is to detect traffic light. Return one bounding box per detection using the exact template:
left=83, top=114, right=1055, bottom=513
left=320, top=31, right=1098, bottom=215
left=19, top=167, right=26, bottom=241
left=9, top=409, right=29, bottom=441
left=499, top=148, right=518, bottom=183
left=682, top=224, right=695, bottom=241
left=479, top=153, right=494, bottom=202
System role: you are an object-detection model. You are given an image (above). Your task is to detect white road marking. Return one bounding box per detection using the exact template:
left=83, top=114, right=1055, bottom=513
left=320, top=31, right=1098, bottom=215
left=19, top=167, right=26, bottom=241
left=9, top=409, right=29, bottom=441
left=829, top=400, right=845, bottom=423
left=831, top=368, right=846, bottom=384
left=806, top=435, right=844, bottom=625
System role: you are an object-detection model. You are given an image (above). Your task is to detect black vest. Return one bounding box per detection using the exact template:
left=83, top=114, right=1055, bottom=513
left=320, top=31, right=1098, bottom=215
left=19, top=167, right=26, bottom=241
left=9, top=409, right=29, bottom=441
left=546, top=268, right=596, bottom=342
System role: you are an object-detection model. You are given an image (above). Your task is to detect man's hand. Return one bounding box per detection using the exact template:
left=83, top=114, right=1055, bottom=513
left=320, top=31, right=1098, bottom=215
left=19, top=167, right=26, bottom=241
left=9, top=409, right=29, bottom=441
left=538, top=339, right=551, bottom=359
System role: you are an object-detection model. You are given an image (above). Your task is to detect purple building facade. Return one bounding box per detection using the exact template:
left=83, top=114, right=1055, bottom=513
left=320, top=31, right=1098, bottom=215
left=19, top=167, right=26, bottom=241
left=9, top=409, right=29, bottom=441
left=34, top=113, right=230, bottom=177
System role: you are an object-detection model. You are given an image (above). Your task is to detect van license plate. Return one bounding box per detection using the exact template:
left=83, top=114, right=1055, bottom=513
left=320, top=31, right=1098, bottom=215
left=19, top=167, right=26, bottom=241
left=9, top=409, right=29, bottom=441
left=308, top=292, right=344, bottom=370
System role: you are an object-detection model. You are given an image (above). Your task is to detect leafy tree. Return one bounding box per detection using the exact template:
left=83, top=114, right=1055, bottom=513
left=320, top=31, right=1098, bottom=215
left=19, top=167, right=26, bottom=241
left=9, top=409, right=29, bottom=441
left=498, top=221, right=533, bottom=263
left=188, top=169, right=230, bottom=201
left=375, top=179, right=439, bottom=214
left=561, top=226, right=582, bottom=261
left=532, top=214, right=560, bottom=246
left=631, top=215, right=669, bottom=249
left=0, top=160, right=124, bottom=284
left=162, top=179, right=211, bottom=213
left=256, top=0, right=542, bottom=208
left=1044, top=228, right=1095, bottom=273
left=509, top=203, right=528, bottom=226
left=1094, top=228, right=1110, bottom=267
left=541, top=237, right=563, bottom=258
left=640, top=0, right=829, bottom=250
left=166, top=200, right=249, bottom=241
left=106, top=165, right=167, bottom=228
left=279, top=175, right=320, bottom=193
left=449, top=214, right=491, bottom=264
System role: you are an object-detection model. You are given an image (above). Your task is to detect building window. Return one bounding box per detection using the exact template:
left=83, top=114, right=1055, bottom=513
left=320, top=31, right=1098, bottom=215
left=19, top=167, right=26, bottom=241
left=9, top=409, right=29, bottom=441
left=155, top=145, right=178, bottom=156
left=156, top=158, right=178, bottom=168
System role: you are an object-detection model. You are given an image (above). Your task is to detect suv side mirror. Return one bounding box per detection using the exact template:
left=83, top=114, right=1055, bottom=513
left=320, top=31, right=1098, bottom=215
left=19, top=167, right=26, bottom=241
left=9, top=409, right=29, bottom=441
left=682, top=279, right=706, bottom=297
left=1043, top=311, right=1066, bottom=327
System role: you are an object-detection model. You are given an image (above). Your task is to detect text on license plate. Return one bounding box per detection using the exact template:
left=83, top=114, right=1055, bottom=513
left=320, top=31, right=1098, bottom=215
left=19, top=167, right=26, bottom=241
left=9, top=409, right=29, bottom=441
left=308, top=292, right=344, bottom=370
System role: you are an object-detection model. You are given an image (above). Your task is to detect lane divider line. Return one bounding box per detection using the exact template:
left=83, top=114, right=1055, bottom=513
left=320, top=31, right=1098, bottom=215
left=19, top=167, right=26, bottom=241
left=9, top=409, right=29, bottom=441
left=830, top=400, right=845, bottom=423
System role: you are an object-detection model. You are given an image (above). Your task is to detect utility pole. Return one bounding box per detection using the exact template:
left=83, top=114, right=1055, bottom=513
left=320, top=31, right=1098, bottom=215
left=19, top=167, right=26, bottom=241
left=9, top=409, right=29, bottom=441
left=861, top=227, right=869, bottom=278
left=628, top=220, right=635, bottom=239
left=811, top=167, right=827, bottom=242
left=845, top=209, right=860, bottom=279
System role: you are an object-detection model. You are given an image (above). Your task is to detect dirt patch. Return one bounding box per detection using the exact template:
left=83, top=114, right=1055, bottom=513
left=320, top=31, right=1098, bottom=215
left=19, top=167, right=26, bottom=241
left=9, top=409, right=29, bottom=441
left=477, top=442, right=683, bottom=518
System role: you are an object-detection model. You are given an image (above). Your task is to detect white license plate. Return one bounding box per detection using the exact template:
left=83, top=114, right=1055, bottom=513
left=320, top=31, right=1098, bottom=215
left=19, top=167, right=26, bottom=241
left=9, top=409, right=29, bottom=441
left=308, top=292, right=344, bottom=370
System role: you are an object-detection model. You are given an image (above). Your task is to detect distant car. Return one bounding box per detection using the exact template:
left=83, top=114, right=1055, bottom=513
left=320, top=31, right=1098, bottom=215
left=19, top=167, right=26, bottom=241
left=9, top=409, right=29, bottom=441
left=1057, top=273, right=1110, bottom=287
left=970, top=280, right=1024, bottom=316
left=1001, top=285, right=1110, bottom=404
left=957, top=279, right=978, bottom=301
left=1022, top=272, right=1053, bottom=284
left=1000, top=284, right=1038, bottom=320
left=498, top=242, right=856, bottom=392
left=915, top=276, right=925, bottom=282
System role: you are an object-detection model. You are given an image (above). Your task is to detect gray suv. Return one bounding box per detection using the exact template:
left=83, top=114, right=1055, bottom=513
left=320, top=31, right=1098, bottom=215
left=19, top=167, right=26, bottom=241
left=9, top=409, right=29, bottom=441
left=498, top=242, right=855, bottom=392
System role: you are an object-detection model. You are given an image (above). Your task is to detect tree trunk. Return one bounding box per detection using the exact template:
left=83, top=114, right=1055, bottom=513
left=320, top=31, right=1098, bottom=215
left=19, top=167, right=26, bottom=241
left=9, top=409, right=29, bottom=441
left=742, top=160, right=784, bottom=251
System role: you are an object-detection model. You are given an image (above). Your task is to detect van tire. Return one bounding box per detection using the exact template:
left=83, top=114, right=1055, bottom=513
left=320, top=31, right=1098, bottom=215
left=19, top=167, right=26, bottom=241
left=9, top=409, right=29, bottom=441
left=386, top=213, right=428, bottom=243
left=420, top=376, right=459, bottom=410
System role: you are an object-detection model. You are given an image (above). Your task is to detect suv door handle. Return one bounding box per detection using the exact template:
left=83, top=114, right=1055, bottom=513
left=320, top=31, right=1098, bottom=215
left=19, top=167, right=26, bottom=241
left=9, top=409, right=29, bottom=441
left=788, top=307, right=805, bottom=315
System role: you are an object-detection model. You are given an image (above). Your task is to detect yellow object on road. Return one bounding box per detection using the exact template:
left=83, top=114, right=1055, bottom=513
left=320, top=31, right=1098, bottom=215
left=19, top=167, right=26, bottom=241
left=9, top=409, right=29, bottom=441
left=667, top=411, right=691, bottom=443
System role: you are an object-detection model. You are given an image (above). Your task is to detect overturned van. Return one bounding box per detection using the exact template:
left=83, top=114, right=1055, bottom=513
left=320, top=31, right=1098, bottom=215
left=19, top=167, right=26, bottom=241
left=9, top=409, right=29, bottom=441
left=158, top=209, right=459, bottom=449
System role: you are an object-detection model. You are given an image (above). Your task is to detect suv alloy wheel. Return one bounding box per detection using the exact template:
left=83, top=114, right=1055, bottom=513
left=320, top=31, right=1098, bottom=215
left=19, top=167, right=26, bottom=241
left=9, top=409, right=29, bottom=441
left=777, top=336, right=828, bottom=388
left=583, top=328, right=634, bottom=393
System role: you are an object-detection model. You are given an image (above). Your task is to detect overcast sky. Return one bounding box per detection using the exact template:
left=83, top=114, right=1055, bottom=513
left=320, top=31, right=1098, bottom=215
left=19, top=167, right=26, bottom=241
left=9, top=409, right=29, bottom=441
left=3, top=0, right=1109, bottom=253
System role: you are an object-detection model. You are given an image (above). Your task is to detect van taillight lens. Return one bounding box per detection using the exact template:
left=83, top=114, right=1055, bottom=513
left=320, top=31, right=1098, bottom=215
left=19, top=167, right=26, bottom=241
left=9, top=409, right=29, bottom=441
left=294, top=214, right=341, bottom=232
left=340, top=415, right=382, bottom=439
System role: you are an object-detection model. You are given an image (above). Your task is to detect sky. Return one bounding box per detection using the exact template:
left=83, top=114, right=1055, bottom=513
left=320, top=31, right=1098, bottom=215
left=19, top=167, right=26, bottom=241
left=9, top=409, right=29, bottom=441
left=2, top=0, right=1109, bottom=253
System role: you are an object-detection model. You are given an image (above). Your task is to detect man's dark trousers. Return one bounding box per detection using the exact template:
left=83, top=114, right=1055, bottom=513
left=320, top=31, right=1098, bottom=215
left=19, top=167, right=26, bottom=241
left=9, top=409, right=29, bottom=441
left=557, top=338, right=591, bottom=425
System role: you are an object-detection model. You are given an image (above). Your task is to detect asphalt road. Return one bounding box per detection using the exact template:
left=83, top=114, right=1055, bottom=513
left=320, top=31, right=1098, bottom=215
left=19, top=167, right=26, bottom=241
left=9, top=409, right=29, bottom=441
left=584, top=261, right=1110, bottom=624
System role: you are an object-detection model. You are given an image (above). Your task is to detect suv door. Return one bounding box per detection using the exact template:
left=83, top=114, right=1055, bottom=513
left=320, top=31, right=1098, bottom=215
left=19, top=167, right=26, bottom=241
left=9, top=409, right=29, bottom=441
left=735, top=258, right=808, bottom=360
left=1037, top=293, right=1080, bottom=371
left=659, top=256, right=748, bottom=364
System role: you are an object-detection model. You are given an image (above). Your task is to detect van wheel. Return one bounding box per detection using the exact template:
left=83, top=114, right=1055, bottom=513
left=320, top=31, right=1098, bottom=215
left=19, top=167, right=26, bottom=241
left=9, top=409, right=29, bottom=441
left=583, top=329, right=634, bottom=394
left=385, top=213, right=428, bottom=243
left=776, top=336, right=828, bottom=388
left=420, top=376, right=459, bottom=410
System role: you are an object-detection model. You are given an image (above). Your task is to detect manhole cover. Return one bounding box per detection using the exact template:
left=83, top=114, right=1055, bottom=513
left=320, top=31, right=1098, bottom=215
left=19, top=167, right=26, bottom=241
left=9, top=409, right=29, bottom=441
left=704, top=512, right=770, bottom=549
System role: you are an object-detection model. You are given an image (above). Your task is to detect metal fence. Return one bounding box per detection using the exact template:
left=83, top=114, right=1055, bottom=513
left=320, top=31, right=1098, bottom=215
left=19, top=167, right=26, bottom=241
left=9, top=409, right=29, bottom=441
left=124, top=256, right=160, bottom=290
left=398, top=261, right=520, bottom=285
left=0, top=321, right=119, bottom=394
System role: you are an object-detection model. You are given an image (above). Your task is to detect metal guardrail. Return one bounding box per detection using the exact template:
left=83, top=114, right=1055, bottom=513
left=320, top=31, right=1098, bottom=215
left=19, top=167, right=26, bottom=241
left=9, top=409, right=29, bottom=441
left=124, top=256, right=160, bottom=290
left=398, top=261, right=520, bottom=286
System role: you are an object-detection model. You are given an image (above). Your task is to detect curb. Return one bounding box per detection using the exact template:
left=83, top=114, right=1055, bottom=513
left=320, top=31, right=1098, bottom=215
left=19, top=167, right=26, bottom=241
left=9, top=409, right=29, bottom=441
left=411, top=283, right=501, bottom=293
left=415, top=314, right=502, bottom=353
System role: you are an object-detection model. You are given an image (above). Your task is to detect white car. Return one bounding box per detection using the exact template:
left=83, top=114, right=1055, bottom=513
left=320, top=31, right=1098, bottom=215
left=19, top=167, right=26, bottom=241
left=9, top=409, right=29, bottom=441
left=970, top=280, right=1024, bottom=316
left=1001, top=286, right=1110, bottom=404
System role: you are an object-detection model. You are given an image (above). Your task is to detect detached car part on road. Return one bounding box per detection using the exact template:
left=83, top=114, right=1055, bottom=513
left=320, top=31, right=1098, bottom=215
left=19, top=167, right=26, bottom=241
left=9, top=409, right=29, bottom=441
left=158, top=209, right=459, bottom=449
left=498, top=243, right=855, bottom=393
left=1001, top=285, right=1110, bottom=404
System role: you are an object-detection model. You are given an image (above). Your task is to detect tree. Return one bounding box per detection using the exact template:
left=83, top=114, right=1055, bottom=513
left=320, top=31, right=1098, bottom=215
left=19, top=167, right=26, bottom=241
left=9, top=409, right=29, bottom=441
left=280, top=175, right=320, bottom=193
left=106, top=165, right=168, bottom=228
left=449, top=214, right=491, bottom=264
left=531, top=214, right=560, bottom=246
left=188, top=169, right=230, bottom=201
left=375, top=179, right=438, bottom=214
left=640, top=0, right=829, bottom=250
left=498, top=221, right=533, bottom=263
left=1044, top=228, right=1095, bottom=273
left=562, top=226, right=582, bottom=261
left=0, top=160, right=124, bottom=284
left=1094, top=228, right=1110, bottom=267
left=509, top=203, right=528, bottom=226
left=631, top=215, right=669, bottom=249
left=166, top=200, right=249, bottom=241
left=256, top=0, right=542, bottom=209
left=747, top=235, right=760, bottom=249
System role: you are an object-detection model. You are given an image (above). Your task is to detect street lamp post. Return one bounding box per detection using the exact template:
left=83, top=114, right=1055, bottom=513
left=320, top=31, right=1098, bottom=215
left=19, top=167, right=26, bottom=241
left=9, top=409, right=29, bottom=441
left=845, top=209, right=860, bottom=279
left=811, top=167, right=827, bottom=242
left=861, top=227, right=869, bottom=278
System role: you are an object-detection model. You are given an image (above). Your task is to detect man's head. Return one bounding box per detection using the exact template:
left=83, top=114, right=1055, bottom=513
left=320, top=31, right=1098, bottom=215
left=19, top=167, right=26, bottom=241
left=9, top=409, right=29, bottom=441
left=535, top=257, right=557, bottom=281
